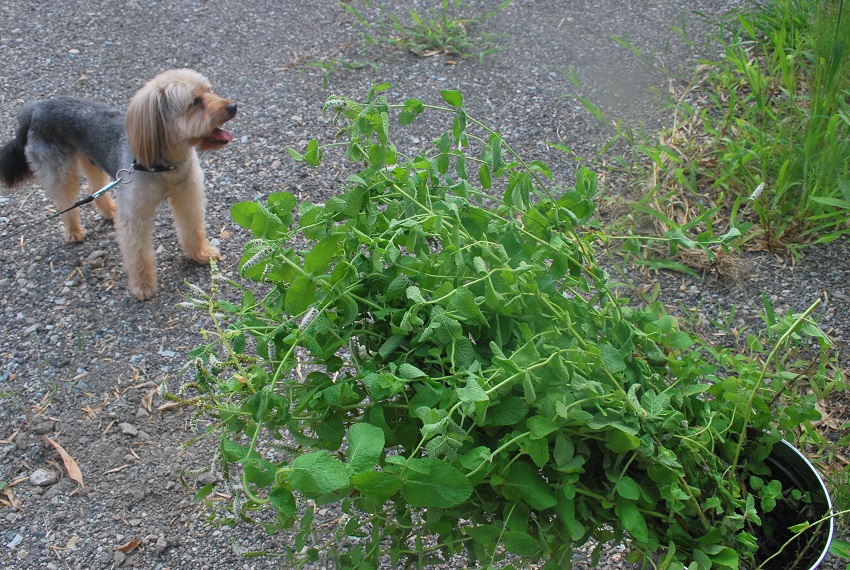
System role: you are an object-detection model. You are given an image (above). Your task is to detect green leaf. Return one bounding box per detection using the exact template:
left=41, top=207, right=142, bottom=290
left=484, top=134, right=503, bottom=176
left=303, top=236, right=339, bottom=275
left=527, top=416, right=558, bottom=439
left=401, top=458, right=473, bottom=507
left=347, top=423, right=385, bottom=474
left=606, top=427, right=641, bottom=453
left=452, top=111, right=467, bottom=139
left=502, top=530, right=540, bottom=556
left=451, top=336, right=477, bottom=370
left=705, top=546, right=738, bottom=569
left=287, top=147, right=305, bottom=163
left=230, top=201, right=258, bottom=229
left=378, top=334, right=405, bottom=358
left=436, top=153, right=449, bottom=174
left=435, top=132, right=451, bottom=153
left=616, top=476, right=641, bottom=500
left=304, top=139, right=323, bottom=166
left=553, top=433, right=575, bottom=469
left=267, top=191, right=297, bottom=215
left=457, top=377, right=489, bottom=403
left=829, top=538, right=850, bottom=559
left=350, top=471, right=403, bottom=502
left=669, top=331, right=693, bottom=350
left=665, top=229, right=697, bottom=250
left=614, top=500, right=649, bottom=543
left=398, top=363, right=427, bottom=379
left=269, top=487, right=297, bottom=520
left=451, top=287, right=486, bottom=324
left=503, top=461, right=557, bottom=510
left=465, top=524, right=501, bottom=544
left=441, top=89, right=464, bottom=107
left=641, top=391, right=669, bottom=419
left=399, top=98, right=424, bottom=125
left=285, top=275, right=316, bottom=316
left=194, top=483, right=214, bottom=502
left=406, top=286, right=427, bottom=304
left=529, top=160, right=553, bottom=180
left=479, top=163, right=492, bottom=189
left=520, top=436, right=550, bottom=468
left=488, top=396, right=530, bottom=426
left=289, top=451, right=350, bottom=497
left=599, top=342, right=626, bottom=373
left=221, top=438, right=255, bottom=462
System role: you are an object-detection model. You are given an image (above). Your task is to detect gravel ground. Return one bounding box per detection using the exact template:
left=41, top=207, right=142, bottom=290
left=0, top=1, right=847, bottom=568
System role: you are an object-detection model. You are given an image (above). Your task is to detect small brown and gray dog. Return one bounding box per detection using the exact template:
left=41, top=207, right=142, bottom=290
left=0, top=69, right=237, bottom=299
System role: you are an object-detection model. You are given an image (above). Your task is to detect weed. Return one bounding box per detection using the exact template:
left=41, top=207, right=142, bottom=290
left=302, top=58, right=378, bottom=90
left=342, top=0, right=510, bottom=60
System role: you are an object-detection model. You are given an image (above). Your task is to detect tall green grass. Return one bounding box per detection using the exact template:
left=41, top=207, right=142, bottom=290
left=574, top=0, right=850, bottom=257
left=717, top=0, right=850, bottom=248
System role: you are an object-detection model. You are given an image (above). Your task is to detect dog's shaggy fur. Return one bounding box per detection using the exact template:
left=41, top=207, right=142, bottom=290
left=0, top=69, right=237, bottom=299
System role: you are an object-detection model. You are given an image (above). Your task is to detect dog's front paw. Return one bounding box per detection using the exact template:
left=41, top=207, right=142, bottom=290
left=189, top=244, right=223, bottom=264
left=130, top=281, right=158, bottom=300
left=64, top=227, right=86, bottom=243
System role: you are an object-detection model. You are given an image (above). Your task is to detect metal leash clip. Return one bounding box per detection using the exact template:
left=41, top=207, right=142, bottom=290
left=0, top=163, right=135, bottom=244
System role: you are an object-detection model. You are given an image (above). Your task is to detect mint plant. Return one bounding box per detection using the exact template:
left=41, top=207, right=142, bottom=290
left=174, top=85, right=841, bottom=569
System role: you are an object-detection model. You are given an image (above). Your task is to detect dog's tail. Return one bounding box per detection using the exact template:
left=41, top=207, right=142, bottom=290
left=0, top=105, right=34, bottom=188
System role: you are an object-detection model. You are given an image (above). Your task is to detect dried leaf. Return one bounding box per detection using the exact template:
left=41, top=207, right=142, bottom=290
left=141, top=387, right=157, bottom=413
left=81, top=402, right=106, bottom=419
left=41, top=436, right=84, bottom=488
left=156, top=401, right=181, bottom=412
left=115, top=538, right=142, bottom=554
left=1, top=487, right=21, bottom=508
left=0, top=427, right=20, bottom=444
left=9, top=476, right=28, bottom=487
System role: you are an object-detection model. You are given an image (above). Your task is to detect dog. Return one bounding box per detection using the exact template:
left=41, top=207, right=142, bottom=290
left=0, top=69, right=237, bottom=299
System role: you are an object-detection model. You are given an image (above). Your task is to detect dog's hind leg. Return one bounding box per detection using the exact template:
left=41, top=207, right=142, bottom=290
left=78, top=158, right=116, bottom=220
left=27, top=155, right=87, bottom=243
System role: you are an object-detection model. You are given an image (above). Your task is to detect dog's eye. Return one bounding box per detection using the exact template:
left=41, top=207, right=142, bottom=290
left=191, top=97, right=203, bottom=108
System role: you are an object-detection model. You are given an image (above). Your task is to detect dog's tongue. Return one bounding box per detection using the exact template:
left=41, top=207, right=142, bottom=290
left=210, top=128, right=233, bottom=143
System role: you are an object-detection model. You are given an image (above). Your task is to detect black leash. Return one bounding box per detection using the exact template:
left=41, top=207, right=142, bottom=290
left=0, top=165, right=135, bottom=244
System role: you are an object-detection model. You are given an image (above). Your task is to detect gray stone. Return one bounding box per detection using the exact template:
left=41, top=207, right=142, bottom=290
left=32, top=421, right=54, bottom=435
left=154, top=534, right=169, bottom=557
left=29, top=468, right=59, bottom=487
left=197, top=472, right=218, bottom=486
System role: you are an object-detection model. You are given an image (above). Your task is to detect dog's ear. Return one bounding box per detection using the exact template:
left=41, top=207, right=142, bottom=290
left=126, top=85, right=174, bottom=168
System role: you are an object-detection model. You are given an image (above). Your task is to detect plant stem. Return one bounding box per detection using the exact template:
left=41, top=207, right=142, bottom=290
left=729, top=298, right=822, bottom=477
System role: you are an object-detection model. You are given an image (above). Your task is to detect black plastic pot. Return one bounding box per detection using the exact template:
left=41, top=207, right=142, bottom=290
left=757, top=439, right=834, bottom=570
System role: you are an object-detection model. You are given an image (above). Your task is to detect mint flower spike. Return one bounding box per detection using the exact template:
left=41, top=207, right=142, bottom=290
left=749, top=182, right=766, bottom=201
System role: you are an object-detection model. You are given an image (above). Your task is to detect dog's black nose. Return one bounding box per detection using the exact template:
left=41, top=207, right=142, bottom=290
left=226, top=103, right=238, bottom=117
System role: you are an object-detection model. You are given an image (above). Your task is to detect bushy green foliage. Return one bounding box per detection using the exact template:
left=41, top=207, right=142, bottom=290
left=174, top=86, right=840, bottom=569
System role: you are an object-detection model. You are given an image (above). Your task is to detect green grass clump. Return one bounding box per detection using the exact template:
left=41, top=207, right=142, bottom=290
left=572, top=0, right=850, bottom=259
left=343, top=0, right=510, bottom=60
